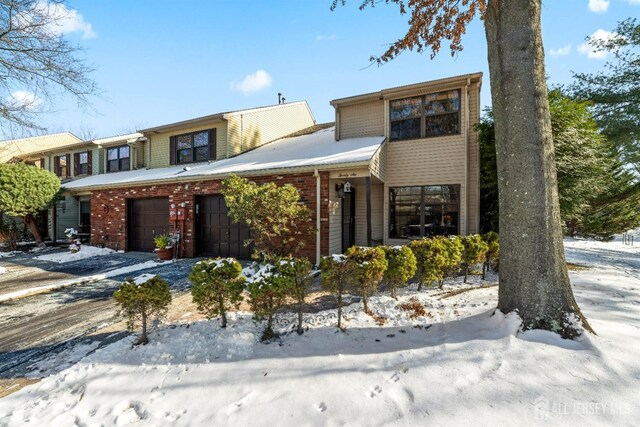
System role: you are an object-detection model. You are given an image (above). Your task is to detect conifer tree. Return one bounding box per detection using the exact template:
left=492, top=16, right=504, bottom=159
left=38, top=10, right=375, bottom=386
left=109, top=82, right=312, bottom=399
left=382, top=246, right=417, bottom=299
left=345, top=246, right=387, bottom=314
left=320, top=254, right=356, bottom=330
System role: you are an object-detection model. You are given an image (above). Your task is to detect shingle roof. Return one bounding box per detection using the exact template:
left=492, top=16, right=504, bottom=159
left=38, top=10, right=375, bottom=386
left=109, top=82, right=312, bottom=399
left=0, top=132, right=83, bottom=162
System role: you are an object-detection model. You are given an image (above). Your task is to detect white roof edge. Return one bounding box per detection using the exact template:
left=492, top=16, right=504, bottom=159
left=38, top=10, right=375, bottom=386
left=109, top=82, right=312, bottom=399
left=92, top=132, right=146, bottom=145
left=65, top=160, right=372, bottom=193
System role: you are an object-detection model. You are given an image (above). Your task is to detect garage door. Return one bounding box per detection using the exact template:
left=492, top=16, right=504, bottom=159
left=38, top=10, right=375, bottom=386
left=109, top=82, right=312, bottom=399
left=196, top=195, right=251, bottom=259
left=128, top=198, right=169, bottom=252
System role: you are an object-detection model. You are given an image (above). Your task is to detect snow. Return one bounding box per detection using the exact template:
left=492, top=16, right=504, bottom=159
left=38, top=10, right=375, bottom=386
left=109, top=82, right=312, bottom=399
left=133, top=273, right=156, bottom=285
left=0, top=266, right=7, bottom=274
left=1, top=238, right=639, bottom=426
left=64, top=127, right=384, bottom=190
left=0, top=260, right=172, bottom=302
left=34, top=246, right=115, bottom=264
left=0, top=251, right=21, bottom=258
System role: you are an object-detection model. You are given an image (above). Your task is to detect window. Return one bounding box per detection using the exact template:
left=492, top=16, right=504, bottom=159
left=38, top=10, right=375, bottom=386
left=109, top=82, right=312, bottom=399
left=171, top=129, right=215, bottom=165
left=54, top=155, right=69, bottom=178
left=76, top=152, right=89, bottom=175
left=390, top=90, right=460, bottom=141
left=107, top=146, right=130, bottom=173
left=389, top=185, right=460, bottom=239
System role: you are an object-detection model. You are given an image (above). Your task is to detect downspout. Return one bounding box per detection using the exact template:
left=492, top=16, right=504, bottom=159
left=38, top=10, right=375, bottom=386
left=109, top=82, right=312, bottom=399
left=464, top=77, right=470, bottom=235
left=314, top=169, right=321, bottom=266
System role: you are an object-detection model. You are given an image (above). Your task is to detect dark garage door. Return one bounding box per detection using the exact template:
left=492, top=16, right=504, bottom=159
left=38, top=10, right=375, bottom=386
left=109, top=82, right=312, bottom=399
left=196, top=195, right=251, bottom=259
left=129, top=198, right=169, bottom=252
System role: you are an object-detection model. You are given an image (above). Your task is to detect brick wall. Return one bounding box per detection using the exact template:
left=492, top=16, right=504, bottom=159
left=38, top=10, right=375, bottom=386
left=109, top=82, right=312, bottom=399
left=90, top=171, right=330, bottom=260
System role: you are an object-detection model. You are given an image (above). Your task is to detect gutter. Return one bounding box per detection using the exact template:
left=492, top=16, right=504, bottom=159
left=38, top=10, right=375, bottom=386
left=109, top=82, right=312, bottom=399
left=314, top=169, right=321, bottom=267
left=464, top=77, right=470, bottom=235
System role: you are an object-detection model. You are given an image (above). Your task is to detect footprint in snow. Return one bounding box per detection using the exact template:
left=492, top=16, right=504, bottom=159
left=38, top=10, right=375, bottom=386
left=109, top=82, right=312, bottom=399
left=316, top=402, right=327, bottom=412
left=369, top=385, right=382, bottom=398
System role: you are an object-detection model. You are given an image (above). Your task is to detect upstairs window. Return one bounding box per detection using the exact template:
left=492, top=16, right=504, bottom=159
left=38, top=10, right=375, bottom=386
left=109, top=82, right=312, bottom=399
left=390, top=89, right=461, bottom=141
left=74, top=151, right=91, bottom=176
left=170, top=129, right=217, bottom=165
left=107, top=146, right=130, bottom=173
left=54, top=154, right=69, bottom=178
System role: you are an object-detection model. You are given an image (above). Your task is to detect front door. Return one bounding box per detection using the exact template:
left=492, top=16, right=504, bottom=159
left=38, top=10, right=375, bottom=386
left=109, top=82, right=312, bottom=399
left=341, top=190, right=355, bottom=252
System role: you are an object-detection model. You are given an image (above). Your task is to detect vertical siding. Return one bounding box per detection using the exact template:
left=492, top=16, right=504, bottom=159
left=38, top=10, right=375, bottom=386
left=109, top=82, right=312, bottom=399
left=328, top=179, right=342, bottom=255
left=338, top=100, right=384, bottom=139
left=354, top=182, right=384, bottom=246
left=148, top=122, right=228, bottom=168
left=226, top=102, right=315, bottom=157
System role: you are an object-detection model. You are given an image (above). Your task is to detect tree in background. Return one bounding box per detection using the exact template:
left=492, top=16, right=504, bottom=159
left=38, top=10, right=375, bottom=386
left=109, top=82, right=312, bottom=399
left=221, top=174, right=313, bottom=259
left=0, top=0, right=96, bottom=133
left=479, top=90, right=640, bottom=240
left=0, top=162, right=60, bottom=244
left=332, top=0, right=592, bottom=336
left=571, top=18, right=640, bottom=174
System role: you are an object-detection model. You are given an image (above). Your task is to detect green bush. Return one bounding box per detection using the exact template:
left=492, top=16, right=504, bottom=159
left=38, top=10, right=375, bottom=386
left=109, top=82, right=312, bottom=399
left=189, top=258, right=245, bottom=328
left=153, top=233, right=172, bottom=250
left=113, top=275, right=172, bottom=345
left=320, top=254, right=357, bottom=330
left=409, top=238, right=446, bottom=290
left=382, top=246, right=417, bottom=299
left=439, top=236, right=464, bottom=288
left=460, top=235, right=489, bottom=283
left=482, top=231, right=500, bottom=278
left=345, top=246, right=387, bottom=313
left=246, top=262, right=294, bottom=341
left=278, top=257, right=313, bottom=335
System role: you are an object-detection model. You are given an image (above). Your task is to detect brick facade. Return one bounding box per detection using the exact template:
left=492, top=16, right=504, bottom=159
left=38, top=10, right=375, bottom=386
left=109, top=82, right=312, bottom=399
left=90, top=172, right=330, bottom=260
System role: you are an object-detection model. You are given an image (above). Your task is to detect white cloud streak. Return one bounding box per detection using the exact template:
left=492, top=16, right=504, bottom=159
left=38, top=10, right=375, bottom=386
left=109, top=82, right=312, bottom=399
left=35, top=1, right=96, bottom=39
left=7, top=91, right=43, bottom=111
left=230, top=70, right=273, bottom=94
left=578, top=29, right=617, bottom=59
left=316, top=34, right=337, bottom=41
left=588, top=0, right=610, bottom=13
left=549, top=44, right=572, bottom=57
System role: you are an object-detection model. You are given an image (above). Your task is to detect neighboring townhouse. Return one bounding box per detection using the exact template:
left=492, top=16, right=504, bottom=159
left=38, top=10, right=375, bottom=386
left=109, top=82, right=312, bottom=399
left=64, top=72, right=481, bottom=264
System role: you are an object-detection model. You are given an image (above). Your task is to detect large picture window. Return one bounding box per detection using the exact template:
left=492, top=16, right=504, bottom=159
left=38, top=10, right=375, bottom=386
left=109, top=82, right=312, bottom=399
left=389, top=185, right=460, bottom=239
left=171, top=129, right=215, bottom=165
left=390, top=90, right=460, bottom=141
left=107, top=146, right=130, bottom=173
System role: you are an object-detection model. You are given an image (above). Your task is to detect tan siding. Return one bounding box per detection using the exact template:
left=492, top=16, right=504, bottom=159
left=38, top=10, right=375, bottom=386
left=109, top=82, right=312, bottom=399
left=148, top=122, right=228, bottom=168
left=466, top=82, right=481, bottom=234
left=369, top=142, right=386, bottom=181
left=226, top=102, right=315, bottom=157
left=338, top=100, right=384, bottom=139
left=328, top=179, right=342, bottom=255
left=354, top=182, right=384, bottom=246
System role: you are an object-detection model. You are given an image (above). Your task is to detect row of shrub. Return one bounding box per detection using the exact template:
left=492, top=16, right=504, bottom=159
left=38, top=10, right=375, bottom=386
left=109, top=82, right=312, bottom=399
left=114, top=233, right=500, bottom=344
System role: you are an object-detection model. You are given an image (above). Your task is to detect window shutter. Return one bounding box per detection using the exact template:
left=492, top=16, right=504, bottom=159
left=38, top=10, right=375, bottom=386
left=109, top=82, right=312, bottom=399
left=208, top=129, right=217, bottom=160
left=54, top=156, right=60, bottom=176
left=40, top=158, right=44, bottom=169
left=169, top=136, right=176, bottom=165
left=65, top=154, right=71, bottom=177
left=87, top=151, right=93, bottom=175
left=73, top=153, right=80, bottom=176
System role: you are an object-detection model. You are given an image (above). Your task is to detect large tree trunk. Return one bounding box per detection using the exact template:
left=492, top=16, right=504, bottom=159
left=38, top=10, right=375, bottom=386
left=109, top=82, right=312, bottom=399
left=484, top=0, right=593, bottom=337
left=22, top=214, right=43, bottom=244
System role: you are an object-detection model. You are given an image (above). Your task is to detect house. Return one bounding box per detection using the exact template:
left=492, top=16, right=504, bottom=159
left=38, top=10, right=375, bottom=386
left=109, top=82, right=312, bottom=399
left=64, top=73, right=481, bottom=264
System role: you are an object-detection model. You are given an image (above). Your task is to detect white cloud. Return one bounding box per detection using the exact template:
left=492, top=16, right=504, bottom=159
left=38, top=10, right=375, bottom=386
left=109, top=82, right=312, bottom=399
left=230, top=70, right=273, bottom=94
left=549, top=44, right=571, bottom=57
left=316, top=34, right=337, bottom=41
left=35, top=1, right=96, bottom=39
left=625, top=0, right=640, bottom=5
left=578, top=29, right=616, bottom=59
left=588, top=0, right=609, bottom=13
left=7, top=91, right=43, bottom=111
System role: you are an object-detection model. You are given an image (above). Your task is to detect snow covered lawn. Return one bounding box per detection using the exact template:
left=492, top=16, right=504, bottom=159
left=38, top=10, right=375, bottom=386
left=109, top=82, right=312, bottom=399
left=33, top=246, right=115, bottom=264
left=0, top=240, right=638, bottom=426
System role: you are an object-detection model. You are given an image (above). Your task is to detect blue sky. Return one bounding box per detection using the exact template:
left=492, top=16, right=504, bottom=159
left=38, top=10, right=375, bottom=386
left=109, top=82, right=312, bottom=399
left=11, top=0, right=640, bottom=139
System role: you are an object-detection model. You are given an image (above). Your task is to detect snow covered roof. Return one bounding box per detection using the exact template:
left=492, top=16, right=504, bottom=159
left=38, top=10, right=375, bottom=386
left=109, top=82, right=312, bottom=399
left=64, top=127, right=385, bottom=191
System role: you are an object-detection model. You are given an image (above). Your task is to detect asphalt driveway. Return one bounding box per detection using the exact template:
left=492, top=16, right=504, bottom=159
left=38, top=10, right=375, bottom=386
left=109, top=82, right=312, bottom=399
left=0, top=249, right=201, bottom=375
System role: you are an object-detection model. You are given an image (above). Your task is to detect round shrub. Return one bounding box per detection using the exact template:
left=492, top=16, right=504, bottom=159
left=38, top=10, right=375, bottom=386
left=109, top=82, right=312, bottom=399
left=345, top=246, right=388, bottom=314
left=460, top=235, right=489, bottom=283
left=382, top=245, right=417, bottom=299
